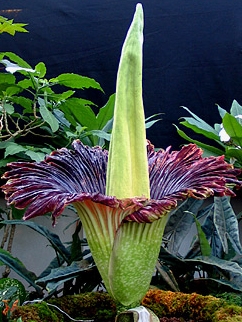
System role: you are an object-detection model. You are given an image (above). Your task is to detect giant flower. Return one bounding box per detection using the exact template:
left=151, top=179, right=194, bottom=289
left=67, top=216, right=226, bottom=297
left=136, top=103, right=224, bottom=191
left=1, top=3, right=241, bottom=315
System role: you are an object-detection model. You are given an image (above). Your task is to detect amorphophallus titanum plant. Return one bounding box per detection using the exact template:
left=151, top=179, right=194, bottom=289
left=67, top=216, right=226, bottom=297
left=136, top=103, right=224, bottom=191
left=1, top=2, right=241, bottom=317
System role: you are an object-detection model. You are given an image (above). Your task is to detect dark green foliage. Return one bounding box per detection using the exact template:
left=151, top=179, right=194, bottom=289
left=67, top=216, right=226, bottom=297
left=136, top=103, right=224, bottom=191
left=216, top=292, right=242, bottom=307
left=153, top=196, right=242, bottom=296
left=0, top=220, right=102, bottom=298
left=0, top=52, right=114, bottom=176
left=176, top=100, right=242, bottom=169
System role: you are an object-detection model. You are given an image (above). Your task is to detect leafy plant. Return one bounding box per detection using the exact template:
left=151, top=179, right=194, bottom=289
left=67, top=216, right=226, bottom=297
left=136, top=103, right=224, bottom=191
left=175, top=99, right=242, bottom=168
left=170, top=100, right=242, bottom=296
left=0, top=52, right=115, bottom=173
left=153, top=196, right=242, bottom=297
left=0, top=17, right=28, bottom=36
left=0, top=278, right=26, bottom=320
left=0, top=219, right=102, bottom=299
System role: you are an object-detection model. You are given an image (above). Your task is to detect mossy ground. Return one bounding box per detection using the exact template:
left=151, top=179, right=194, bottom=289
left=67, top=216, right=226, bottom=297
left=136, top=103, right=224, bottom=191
left=7, top=290, right=242, bottom=322
left=142, top=289, right=242, bottom=322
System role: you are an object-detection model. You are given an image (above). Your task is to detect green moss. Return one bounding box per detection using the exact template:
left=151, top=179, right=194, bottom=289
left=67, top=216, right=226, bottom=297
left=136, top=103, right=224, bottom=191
left=216, top=292, right=242, bottom=307
left=48, top=292, right=117, bottom=322
left=8, top=292, right=116, bottom=322
left=9, top=302, right=61, bottom=322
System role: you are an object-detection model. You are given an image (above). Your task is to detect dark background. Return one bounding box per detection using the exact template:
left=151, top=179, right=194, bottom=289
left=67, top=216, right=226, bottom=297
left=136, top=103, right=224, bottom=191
left=1, top=0, right=242, bottom=149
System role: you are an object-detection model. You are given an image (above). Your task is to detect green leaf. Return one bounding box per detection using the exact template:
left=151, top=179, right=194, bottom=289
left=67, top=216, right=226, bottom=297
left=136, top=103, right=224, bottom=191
left=145, top=119, right=161, bottom=129
left=4, top=143, right=27, bottom=158
left=11, top=206, right=26, bottom=220
left=52, top=109, right=71, bottom=127
left=89, top=130, right=111, bottom=141
left=0, top=157, right=16, bottom=169
left=25, top=150, right=46, bottom=162
left=96, top=94, right=115, bottom=129
left=36, top=261, right=82, bottom=283
left=50, top=73, right=104, bottom=92
left=180, top=106, right=219, bottom=137
left=213, top=196, right=242, bottom=254
left=2, top=220, right=71, bottom=263
left=38, top=98, right=59, bottom=132
left=0, top=52, right=32, bottom=69
left=48, top=90, right=75, bottom=102
left=0, top=18, right=28, bottom=35
left=179, top=119, right=220, bottom=141
left=144, top=113, right=162, bottom=129
left=11, top=96, right=32, bottom=113
left=0, top=73, right=15, bottom=85
left=155, top=261, right=180, bottom=292
left=71, top=222, right=83, bottom=262
left=163, top=198, right=204, bottom=255
left=17, top=79, right=34, bottom=90
left=223, top=113, right=242, bottom=147
left=39, top=262, right=94, bottom=292
left=175, top=125, right=225, bottom=156
left=35, top=62, right=46, bottom=78
left=60, top=98, right=98, bottom=130
left=187, top=255, right=242, bottom=277
left=217, top=105, right=227, bottom=118
left=0, top=248, right=40, bottom=292
left=225, top=146, right=242, bottom=164
left=16, top=318, right=23, bottom=322
left=3, top=103, right=14, bottom=114
left=36, top=261, right=86, bottom=285
left=193, top=215, right=211, bottom=256
left=230, top=100, right=242, bottom=119
left=9, top=23, right=28, bottom=34
left=5, top=85, right=22, bottom=96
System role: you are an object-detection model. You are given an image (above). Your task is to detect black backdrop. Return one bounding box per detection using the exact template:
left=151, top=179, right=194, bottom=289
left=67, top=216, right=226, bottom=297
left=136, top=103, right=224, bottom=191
left=1, top=0, right=242, bottom=149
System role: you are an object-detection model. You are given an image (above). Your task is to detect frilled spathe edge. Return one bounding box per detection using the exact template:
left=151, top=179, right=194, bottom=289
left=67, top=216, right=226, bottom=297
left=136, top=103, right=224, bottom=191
left=1, top=140, right=241, bottom=225
left=12, top=191, right=177, bottom=225
left=147, top=142, right=241, bottom=201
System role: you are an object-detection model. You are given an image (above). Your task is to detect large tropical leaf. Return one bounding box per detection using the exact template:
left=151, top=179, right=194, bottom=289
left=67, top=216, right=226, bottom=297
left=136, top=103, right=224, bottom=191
left=36, top=261, right=99, bottom=292
left=2, top=220, right=71, bottom=263
left=0, top=249, right=41, bottom=293
left=174, top=125, right=225, bottom=157
left=213, top=196, right=242, bottom=254
left=201, top=205, right=224, bottom=258
left=187, top=255, right=242, bottom=283
left=179, top=106, right=220, bottom=140
left=163, top=198, right=204, bottom=255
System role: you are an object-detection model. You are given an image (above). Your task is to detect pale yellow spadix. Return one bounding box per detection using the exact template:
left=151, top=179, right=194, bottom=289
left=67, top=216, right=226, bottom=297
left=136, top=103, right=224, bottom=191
left=106, top=3, right=150, bottom=199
